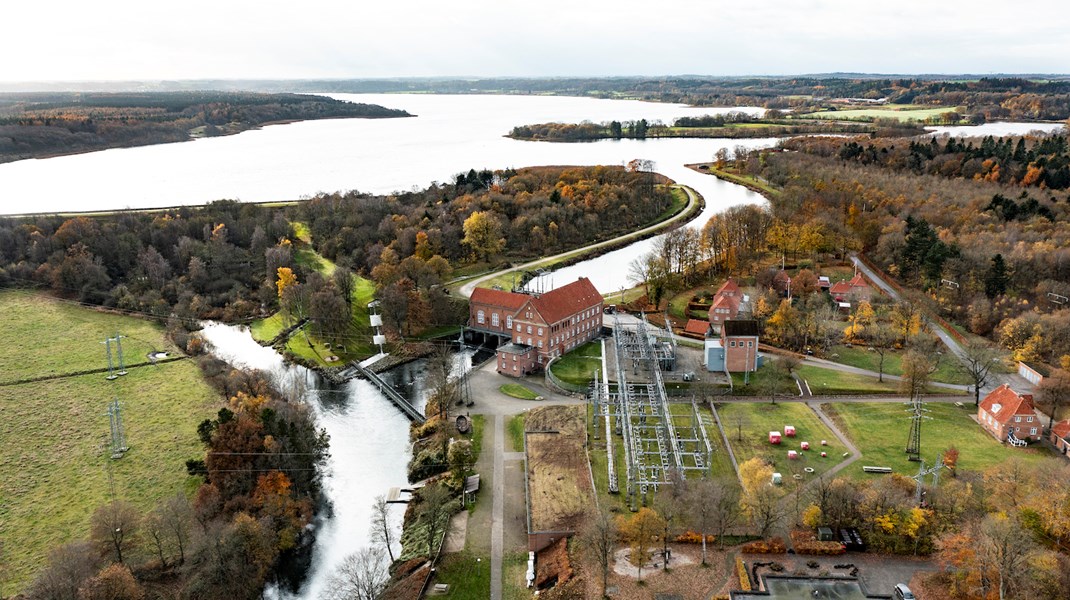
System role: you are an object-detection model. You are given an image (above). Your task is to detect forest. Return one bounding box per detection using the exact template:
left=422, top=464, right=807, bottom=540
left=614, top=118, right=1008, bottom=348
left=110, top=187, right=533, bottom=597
left=0, top=91, right=410, bottom=163
left=718, top=132, right=1070, bottom=367
left=0, top=165, right=671, bottom=339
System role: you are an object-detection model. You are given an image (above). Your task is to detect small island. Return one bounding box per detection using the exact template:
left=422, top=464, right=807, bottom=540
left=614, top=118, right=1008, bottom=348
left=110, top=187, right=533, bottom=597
left=0, top=91, right=411, bottom=163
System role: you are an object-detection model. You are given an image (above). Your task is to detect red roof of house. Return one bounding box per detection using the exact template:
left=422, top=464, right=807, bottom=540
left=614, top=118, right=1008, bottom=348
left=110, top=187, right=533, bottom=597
left=847, top=273, right=870, bottom=289
left=1052, top=420, right=1070, bottom=440
left=711, top=293, right=740, bottom=313
left=528, top=277, right=602, bottom=324
left=470, top=287, right=530, bottom=311
left=684, top=319, right=710, bottom=336
left=715, top=279, right=740, bottom=297
left=979, top=384, right=1037, bottom=425
left=829, top=279, right=852, bottom=295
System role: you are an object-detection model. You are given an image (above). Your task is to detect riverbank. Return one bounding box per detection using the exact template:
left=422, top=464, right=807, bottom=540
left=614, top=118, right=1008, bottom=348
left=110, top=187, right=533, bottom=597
left=686, top=163, right=779, bottom=199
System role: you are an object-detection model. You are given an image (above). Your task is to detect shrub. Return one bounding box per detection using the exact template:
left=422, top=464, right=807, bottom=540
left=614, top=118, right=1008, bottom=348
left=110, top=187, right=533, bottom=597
left=741, top=537, right=787, bottom=554
left=736, top=557, right=751, bottom=591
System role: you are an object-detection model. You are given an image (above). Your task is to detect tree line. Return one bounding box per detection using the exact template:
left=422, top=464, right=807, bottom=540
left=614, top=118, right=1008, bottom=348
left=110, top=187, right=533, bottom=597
left=0, top=91, right=411, bottom=163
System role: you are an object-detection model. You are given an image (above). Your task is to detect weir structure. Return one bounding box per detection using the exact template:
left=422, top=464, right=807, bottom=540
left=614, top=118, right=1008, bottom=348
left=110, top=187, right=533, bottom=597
left=590, top=315, right=712, bottom=510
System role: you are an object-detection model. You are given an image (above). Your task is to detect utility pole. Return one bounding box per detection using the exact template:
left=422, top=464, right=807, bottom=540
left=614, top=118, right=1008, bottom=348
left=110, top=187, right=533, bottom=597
left=105, top=398, right=128, bottom=459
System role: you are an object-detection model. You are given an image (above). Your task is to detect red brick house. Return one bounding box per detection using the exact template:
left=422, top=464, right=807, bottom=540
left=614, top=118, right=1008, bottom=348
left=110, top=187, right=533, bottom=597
left=829, top=273, right=874, bottom=303
left=708, top=279, right=743, bottom=327
left=469, top=277, right=603, bottom=378
left=1051, top=420, right=1070, bottom=455
left=977, top=384, right=1042, bottom=446
left=722, top=320, right=760, bottom=373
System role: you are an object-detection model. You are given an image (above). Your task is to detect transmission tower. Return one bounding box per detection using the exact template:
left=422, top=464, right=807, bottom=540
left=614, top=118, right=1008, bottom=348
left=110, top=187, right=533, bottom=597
left=105, top=398, right=128, bottom=459
left=113, top=332, right=128, bottom=376
left=912, top=454, right=945, bottom=505
left=101, top=333, right=128, bottom=379
left=905, top=395, right=931, bottom=462
left=102, top=337, right=118, bottom=380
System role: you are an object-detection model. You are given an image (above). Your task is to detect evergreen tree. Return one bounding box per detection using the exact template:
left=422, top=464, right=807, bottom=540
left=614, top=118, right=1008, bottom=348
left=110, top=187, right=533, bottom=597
left=984, top=254, right=1009, bottom=299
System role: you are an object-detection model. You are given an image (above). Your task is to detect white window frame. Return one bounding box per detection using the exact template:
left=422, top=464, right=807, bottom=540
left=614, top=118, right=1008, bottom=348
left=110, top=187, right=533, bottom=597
left=477, top=310, right=485, bottom=324
left=491, top=313, right=500, bottom=327
left=506, top=315, right=513, bottom=328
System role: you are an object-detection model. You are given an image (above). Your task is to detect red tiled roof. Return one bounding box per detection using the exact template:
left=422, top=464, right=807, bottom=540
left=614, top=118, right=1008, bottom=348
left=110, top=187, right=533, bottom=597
left=711, top=294, right=740, bottom=312
left=529, top=277, right=602, bottom=325
left=685, top=319, right=710, bottom=335
left=829, top=279, right=852, bottom=295
left=1052, top=420, right=1070, bottom=440
left=848, top=273, right=870, bottom=288
left=470, top=287, right=529, bottom=311
left=979, top=384, right=1037, bottom=425
left=715, top=279, right=740, bottom=297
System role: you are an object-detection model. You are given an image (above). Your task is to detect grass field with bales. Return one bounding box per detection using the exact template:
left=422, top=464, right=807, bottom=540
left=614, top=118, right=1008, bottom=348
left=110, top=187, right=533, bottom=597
left=0, top=291, right=220, bottom=593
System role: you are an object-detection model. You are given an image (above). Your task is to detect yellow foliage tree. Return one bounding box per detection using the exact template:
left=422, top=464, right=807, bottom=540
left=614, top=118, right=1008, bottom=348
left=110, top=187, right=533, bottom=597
left=276, top=267, right=297, bottom=299
left=802, top=504, right=822, bottom=529
left=843, top=301, right=875, bottom=342
left=617, top=507, right=664, bottom=582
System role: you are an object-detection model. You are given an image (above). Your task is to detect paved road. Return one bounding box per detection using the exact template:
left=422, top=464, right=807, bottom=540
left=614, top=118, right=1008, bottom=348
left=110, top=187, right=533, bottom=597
left=850, top=254, right=1032, bottom=394
left=458, top=185, right=699, bottom=298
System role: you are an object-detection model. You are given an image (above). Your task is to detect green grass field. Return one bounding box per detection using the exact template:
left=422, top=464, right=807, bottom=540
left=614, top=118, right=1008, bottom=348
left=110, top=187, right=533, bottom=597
left=799, top=105, right=963, bottom=122
left=500, top=384, right=540, bottom=400
left=0, top=292, right=219, bottom=592
left=548, top=341, right=602, bottom=386
left=826, top=345, right=971, bottom=385
left=796, top=364, right=900, bottom=395
left=822, top=402, right=1053, bottom=479
left=698, top=165, right=781, bottom=198
left=716, top=402, right=848, bottom=488
left=0, top=290, right=179, bottom=383
left=507, top=413, right=527, bottom=452
left=434, top=550, right=491, bottom=598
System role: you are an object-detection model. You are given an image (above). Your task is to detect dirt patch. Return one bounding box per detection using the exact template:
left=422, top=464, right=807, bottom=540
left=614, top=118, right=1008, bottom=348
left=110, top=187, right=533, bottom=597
left=527, top=405, right=593, bottom=533
left=578, top=543, right=730, bottom=600
left=613, top=546, right=696, bottom=578
left=382, top=558, right=430, bottom=600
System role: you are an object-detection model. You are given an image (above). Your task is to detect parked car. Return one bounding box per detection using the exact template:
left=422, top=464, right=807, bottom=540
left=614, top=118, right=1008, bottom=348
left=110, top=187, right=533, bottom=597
left=893, top=583, right=915, bottom=600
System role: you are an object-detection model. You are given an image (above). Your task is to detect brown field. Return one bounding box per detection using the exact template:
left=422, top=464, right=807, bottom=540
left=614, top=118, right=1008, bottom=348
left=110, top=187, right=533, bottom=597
left=526, top=405, right=593, bottom=533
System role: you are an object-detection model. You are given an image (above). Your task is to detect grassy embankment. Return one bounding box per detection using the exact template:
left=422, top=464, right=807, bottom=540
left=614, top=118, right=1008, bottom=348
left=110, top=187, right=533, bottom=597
left=716, top=402, right=849, bottom=488
left=508, top=413, right=527, bottom=452
left=0, top=290, right=219, bottom=593
left=692, top=163, right=781, bottom=198
left=249, top=222, right=378, bottom=365
left=548, top=340, right=602, bottom=387
left=468, top=186, right=693, bottom=293
left=822, top=402, right=1053, bottom=479
left=500, top=384, right=540, bottom=401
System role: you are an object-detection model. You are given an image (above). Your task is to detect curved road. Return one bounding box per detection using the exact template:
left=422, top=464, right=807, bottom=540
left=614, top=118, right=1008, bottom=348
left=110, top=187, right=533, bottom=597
left=458, top=185, right=700, bottom=298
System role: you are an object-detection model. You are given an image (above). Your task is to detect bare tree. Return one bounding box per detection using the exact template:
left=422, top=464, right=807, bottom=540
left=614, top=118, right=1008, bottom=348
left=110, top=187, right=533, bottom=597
left=959, top=341, right=1002, bottom=406
left=865, top=324, right=897, bottom=383
left=26, top=541, right=99, bottom=600
left=746, top=487, right=783, bottom=539
left=161, top=493, right=192, bottom=565
left=369, top=495, right=397, bottom=563
left=687, top=477, right=739, bottom=563
left=323, top=547, right=389, bottom=600
left=1037, top=369, right=1070, bottom=433
left=579, top=507, right=617, bottom=598
left=899, top=350, right=931, bottom=401
left=418, top=484, right=455, bottom=558
left=90, top=500, right=141, bottom=565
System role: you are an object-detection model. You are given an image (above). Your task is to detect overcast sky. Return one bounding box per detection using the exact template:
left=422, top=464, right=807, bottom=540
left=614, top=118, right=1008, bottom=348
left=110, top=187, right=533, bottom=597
left=4, top=0, right=1068, bottom=81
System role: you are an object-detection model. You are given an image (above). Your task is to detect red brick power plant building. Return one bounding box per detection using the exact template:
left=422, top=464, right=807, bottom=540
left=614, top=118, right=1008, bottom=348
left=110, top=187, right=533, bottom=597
left=468, top=277, right=603, bottom=377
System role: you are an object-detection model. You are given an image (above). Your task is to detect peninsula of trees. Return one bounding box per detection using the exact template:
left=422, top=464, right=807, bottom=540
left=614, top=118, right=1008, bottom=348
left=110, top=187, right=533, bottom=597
left=0, top=91, right=411, bottom=163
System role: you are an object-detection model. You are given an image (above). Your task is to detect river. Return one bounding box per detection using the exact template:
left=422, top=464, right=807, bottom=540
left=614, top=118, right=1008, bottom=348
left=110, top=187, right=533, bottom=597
left=198, top=322, right=473, bottom=599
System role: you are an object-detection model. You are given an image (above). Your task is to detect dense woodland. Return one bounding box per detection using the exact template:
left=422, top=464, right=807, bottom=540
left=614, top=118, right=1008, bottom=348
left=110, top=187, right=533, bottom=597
left=0, top=165, right=672, bottom=339
left=20, top=357, right=329, bottom=600
left=0, top=91, right=410, bottom=163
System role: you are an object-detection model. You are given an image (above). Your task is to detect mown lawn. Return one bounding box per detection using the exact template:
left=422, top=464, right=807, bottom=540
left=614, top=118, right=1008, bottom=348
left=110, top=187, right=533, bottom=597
left=799, top=105, right=964, bottom=122
left=668, top=402, right=738, bottom=481
left=434, top=550, right=491, bottom=598
left=549, top=340, right=602, bottom=386
left=0, top=292, right=219, bottom=592
left=796, top=364, right=902, bottom=395
left=716, top=402, right=848, bottom=488
left=826, top=345, right=971, bottom=385
left=822, top=402, right=1054, bottom=479
left=730, top=364, right=798, bottom=397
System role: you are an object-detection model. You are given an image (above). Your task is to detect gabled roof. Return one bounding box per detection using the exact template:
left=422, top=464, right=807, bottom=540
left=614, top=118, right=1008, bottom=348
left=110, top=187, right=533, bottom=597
left=1052, top=419, right=1070, bottom=440
left=529, top=277, right=601, bottom=324
left=471, top=287, right=530, bottom=311
left=723, top=319, right=760, bottom=337
left=979, top=384, right=1037, bottom=425
left=715, top=279, right=740, bottom=297
left=685, top=319, right=710, bottom=336
left=829, top=279, right=853, bottom=295
left=848, top=273, right=871, bottom=288
left=711, top=294, right=740, bottom=313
